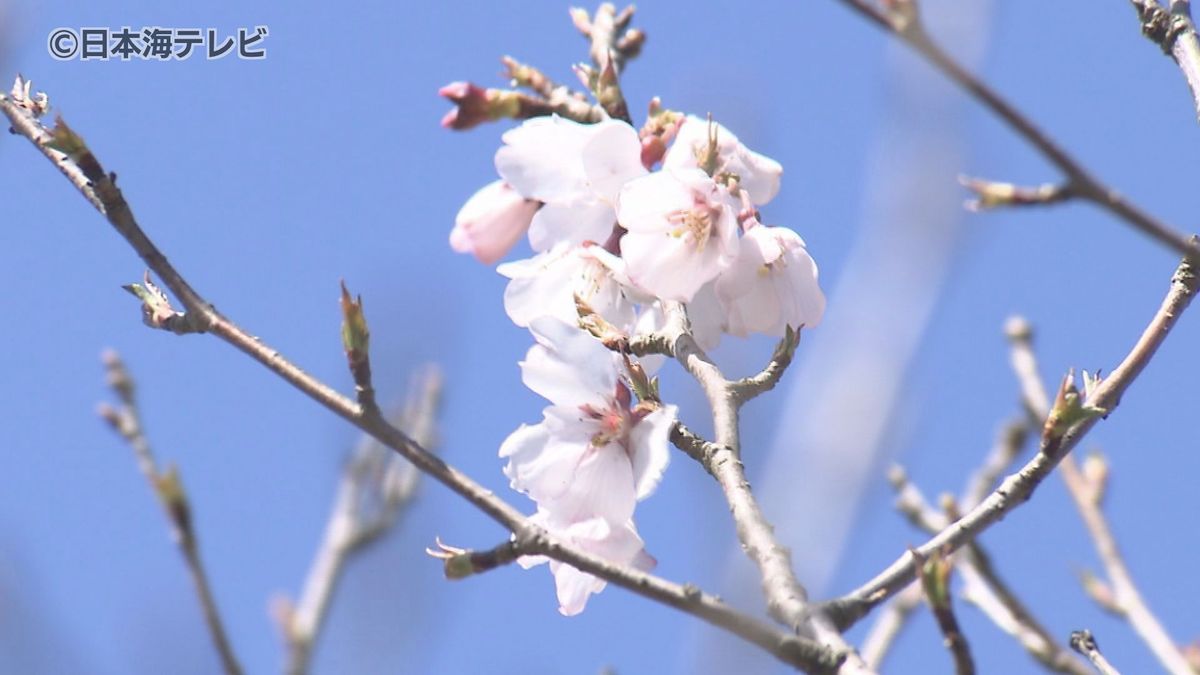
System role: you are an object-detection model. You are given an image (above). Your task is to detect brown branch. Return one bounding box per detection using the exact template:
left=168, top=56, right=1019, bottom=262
left=958, top=177, right=1075, bottom=212
left=569, top=3, right=634, bottom=122
left=1, top=82, right=843, bottom=675
left=277, top=368, right=441, bottom=675
left=653, top=303, right=870, bottom=671
left=835, top=0, right=1200, bottom=261
left=1070, top=630, right=1124, bottom=675
left=915, top=549, right=975, bottom=675
left=669, top=420, right=721, bottom=472
left=97, top=351, right=243, bottom=675
left=822, top=252, right=1197, bottom=629
left=1130, top=0, right=1200, bottom=123
left=729, top=326, right=801, bottom=403
left=1007, top=320, right=1195, bottom=675
left=500, top=56, right=607, bottom=124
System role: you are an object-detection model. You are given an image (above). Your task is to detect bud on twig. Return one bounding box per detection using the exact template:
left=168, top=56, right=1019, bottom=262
left=339, top=280, right=377, bottom=413
left=123, top=270, right=201, bottom=334
left=1078, top=569, right=1123, bottom=616
left=959, top=175, right=1073, bottom=211
left=1041, top=369, right=1107, bottom=455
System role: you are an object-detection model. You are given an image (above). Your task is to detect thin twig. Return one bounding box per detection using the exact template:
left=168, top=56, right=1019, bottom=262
left=1007, top=320, right=1195, bottom=675
left=822, top=252, right=1198, bottom=629
left=1070, top=630, right=1124, bottom=675
left=859, top=583, right=922, bottom=670
left=669, top=420, right=721, bottom=472
left=278, top=368, right=442, bottom=675
left=97, top=351, right=243, bottom=675
left=889, top=467, right=1091, bottom=674
left=1129, top=0, right=1200, bottom=122
left=0, top=83, right=842, bottom=674
left=836, top=0, right=1200, bottom=261
left=728, top=326, right=801, bottom=403
left=915, top=550, right=975, bottom=675
left=959, top=418, right=1029, bottom=512
left=427, top=529, right=846, bottom=673
left=569, top=3, right=635, bottom=122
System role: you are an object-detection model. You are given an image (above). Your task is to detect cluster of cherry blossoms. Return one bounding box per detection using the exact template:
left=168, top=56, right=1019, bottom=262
left=447, top=108, right=826, bottom=614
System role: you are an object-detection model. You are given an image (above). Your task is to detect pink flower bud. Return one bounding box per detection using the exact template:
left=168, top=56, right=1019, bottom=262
left=438, top=81, right=492, bottom=130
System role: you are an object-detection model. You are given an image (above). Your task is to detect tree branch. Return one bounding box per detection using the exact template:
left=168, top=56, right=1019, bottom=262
left=890, top=467, right=1091, bottom=674
left=1, top=81, right=842, bottom=675
left=822, top=250, right=1198, bottom=629
left=1129, top=0, right=1200, bottom=123
left=1007, top=320, right=1195, bottom=675
left=914, top=550, right=975, bottom=675
left=859, top=583, right=922, bottom=670
left=277, top=368, right=442, bottom=675
left=654, top=303, right=871, bottom=672
left=97, top=351, right=243, bottom=675
left=1070, top=630, right=1124, bottom=675
left=835, top=1, right=1200, bottom=261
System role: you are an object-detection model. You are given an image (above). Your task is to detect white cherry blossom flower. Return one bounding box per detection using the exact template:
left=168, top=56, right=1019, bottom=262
left=663, top=115, right=783, bottom=206
left=449, top=180, right=539, bottom=264
left=617, top=168, right=740, bottom=302
left=716, top=224, right=825, bottom=337
left=518, top=508, right=655, bottom=616
left=499, top=319, right=675, bottom=524
left=495, top=116, right=646, bottom=252
left=497, top=242, right=636, bottom=330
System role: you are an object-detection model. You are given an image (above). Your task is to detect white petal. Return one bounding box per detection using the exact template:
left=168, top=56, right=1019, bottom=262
left=716, top=226, right=825, bottom=336
left=628, top=405, right=676, bottom=500
left=617, top=169, right=740, bottom=302
left=582, top=120, right=647, bottom=205
left=685, top=283, right=727, bottom=351
left=548, top=439, right=637, bottom=524
left=499, top=418, right=590, bottom=505
left=551, top=560, right=607, bottom=616
left=495, top=116, right=593, bottom=203
left=449, top=180, right=538, bottom=264
left=663, top=115, right=782, bottom=206
left=521, top=319, right=617, bottom=407
left=527, top=197, right=617, bottom=252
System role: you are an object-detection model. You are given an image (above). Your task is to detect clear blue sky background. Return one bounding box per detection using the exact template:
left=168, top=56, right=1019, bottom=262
left=1, top=2, right=1197, bottom=674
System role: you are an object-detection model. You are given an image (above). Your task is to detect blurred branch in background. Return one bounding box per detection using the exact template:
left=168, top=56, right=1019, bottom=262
left=274, top=367, right=443, bottom=675
left=889, top=465, right=1090, bottom=674
left=97, top=351, right=244, bottom=675
left=1007, top=319, right=1195, bottom=675
left=695, top=5, right=993, bottom=673
left=826, top=252, right=1197, bottom=628
left=915, top=549, right=975, bottom=675
left=858, top=582, right=922, bottom=670
left=837, top=0, right=1200, bottom=261
left=1070, top=630, right=1124, bottom=675
left=698, top=4, right=990, bottom=671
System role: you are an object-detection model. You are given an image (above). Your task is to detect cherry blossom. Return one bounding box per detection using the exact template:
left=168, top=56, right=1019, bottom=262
left=449, top=180, right=539, bottom=264
left=497, top=242, right=636, bottom=330
left=494, top=116, right=646, bottom=252
left=716, top=223, right=825, bottom=337
left=617, top=168, right=740, bottom=302
left=663, top=115, right=783, bottom=206
left=517, top=508, right=655, bottom=616
left=499, top=319, right=675, bottom=524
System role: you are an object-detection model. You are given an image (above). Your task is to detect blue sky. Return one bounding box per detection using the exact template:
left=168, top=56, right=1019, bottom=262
left=1, top=1, right=1197, bottom=674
